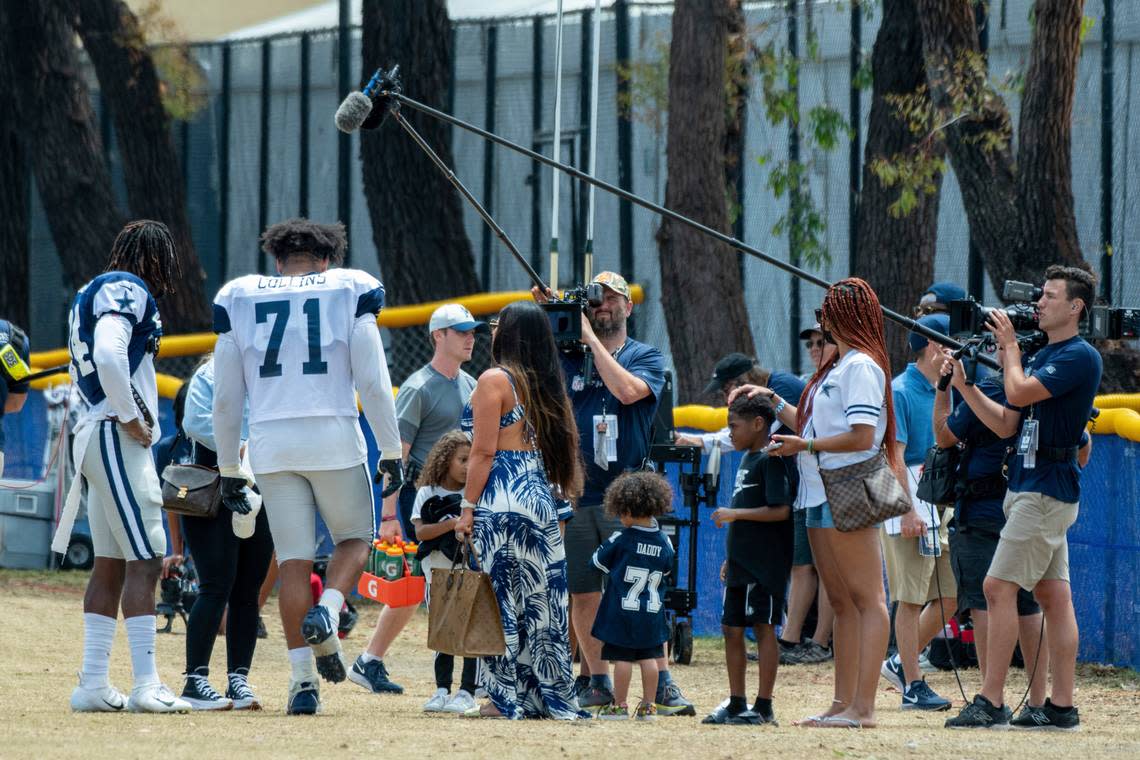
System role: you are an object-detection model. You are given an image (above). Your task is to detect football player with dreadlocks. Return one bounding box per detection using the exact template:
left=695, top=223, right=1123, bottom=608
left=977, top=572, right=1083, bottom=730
left=59, top=219, right=192, bottom=714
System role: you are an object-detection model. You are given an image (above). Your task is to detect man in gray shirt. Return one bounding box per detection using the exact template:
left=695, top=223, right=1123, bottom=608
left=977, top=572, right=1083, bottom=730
left=349, top=304, right=485, bottom=696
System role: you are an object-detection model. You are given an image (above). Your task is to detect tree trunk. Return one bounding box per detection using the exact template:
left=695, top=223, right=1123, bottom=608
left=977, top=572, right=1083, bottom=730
left=0, top=1, right=30, bottom=327
left=359, top=0, right=481, bottom=307
left=855, top=0, right=945, bottom=371
left=359, top=0, right=483, bottom=381
left=656, top=0, right=755, bottom=402
left=73, top=0, right=210, bottom=332
left=1013, top=0, right=1086, bottom=272
left=914, top=0, right=1084, bottom=289
left=5, top=0, right=124, bottom=291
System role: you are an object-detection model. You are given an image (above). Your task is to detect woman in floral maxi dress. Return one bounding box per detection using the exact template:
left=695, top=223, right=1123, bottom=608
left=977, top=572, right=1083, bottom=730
left=456, top=301, right=584, bottom=719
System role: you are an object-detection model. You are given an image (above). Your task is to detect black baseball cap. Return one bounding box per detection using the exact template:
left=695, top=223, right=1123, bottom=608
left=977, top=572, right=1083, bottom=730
left=703, top=352, right=755, bottom=395
left=798, top=322, right=822, bottom=340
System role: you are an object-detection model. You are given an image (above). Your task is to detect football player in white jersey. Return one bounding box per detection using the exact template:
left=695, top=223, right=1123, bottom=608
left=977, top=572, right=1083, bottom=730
left=211, top=219, right=403, bottom=715
left=59, top=220, right=192, bottom=714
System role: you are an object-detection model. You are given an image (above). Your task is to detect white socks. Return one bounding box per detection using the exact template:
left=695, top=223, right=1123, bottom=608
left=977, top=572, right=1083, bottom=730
left=124, top=615, right=159, bottom=687
left=80, top=613, right=117, bottom=688
left=319, top=588, right=344, bottom=624
left=359, top=652, right=380, bottom=665
left=289, top=647, right=317, bottom=682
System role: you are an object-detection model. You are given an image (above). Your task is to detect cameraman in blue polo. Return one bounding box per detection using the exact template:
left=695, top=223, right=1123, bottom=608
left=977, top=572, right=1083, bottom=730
left=944, top=265, right=1101, bottom=731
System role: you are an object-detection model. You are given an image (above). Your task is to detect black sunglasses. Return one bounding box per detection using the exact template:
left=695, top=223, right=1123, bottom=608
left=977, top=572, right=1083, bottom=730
left=804, top=338, right=825, bottom=349
left=814, top=308, right=823, bottom=323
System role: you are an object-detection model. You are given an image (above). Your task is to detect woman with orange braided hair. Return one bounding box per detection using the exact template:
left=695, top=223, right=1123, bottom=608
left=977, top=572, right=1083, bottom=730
left=731, top=278, right=923, bottom=729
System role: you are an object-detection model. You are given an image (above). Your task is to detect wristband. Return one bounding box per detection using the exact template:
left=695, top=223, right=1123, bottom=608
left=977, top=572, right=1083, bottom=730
left=461, top=499, right=478, bottom=511
left=806, top=438, right=815, bottom=454
left=380, top=515, right=398, bottom=523
left=773, top=398, right=787, bottom=416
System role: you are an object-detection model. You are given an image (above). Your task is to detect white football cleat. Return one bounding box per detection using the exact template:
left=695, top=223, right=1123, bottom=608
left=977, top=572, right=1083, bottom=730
left=127, top=682, right=192, bottom=713
left=70, top=674, right=128, bottom=713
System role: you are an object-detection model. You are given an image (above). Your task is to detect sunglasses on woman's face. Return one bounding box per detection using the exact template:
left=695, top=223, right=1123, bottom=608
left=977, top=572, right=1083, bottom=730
left=804, top=338, right=825, bottom=349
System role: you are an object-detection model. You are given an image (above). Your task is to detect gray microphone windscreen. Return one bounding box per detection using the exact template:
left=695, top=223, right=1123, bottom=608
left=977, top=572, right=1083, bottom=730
left=335, top=91, right=373, bottom=133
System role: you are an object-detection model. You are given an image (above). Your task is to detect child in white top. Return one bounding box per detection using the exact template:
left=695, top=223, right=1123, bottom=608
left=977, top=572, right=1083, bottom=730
left=410, top=431, right=477, bottom=714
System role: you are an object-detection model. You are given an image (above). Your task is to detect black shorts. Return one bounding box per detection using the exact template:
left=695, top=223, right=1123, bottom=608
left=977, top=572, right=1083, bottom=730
left=949, top=525, right=1041, bottom=616
left=601, top=642, right=665, bottom=663
left=721, top=584, right=783, bottom=628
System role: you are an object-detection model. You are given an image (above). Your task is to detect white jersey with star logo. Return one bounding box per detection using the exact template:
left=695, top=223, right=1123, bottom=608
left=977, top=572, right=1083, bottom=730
left=795, top=350, right=888, bottom=509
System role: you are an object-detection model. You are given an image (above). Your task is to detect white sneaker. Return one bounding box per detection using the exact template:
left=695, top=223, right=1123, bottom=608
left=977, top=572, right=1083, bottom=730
left=442, top=689, right=476, bottom=714
left=127, top=682, right=192, bottom=713
left=918, top=651, right=939, bottom=674
left=423, top=687, right=450, bottom=712
left=70, top=674, right=128, bottom=713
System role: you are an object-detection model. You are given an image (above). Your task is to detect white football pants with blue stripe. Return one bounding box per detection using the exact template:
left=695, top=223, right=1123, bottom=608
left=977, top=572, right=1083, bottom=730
left=81, top=420, right=166, bottom=561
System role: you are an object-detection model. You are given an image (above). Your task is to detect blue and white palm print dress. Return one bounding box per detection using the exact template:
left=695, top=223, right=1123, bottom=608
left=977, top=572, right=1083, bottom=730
left=461, top=373, right=578, bottom=719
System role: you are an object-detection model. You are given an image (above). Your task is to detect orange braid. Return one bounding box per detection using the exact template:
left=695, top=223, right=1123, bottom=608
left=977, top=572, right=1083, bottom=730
left=796, top=278, right=899, bottom=469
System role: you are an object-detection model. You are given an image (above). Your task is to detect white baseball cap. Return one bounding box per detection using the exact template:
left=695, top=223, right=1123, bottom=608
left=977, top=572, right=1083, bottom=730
left=428, top=303, right=488, bottom=333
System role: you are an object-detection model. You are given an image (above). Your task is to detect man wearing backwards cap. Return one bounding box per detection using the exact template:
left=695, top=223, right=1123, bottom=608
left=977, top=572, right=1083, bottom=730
left=916, top=282, right=967, bottom=316
left=879, top=313, right=958, bottom=711
left=533, top=272, right=694, bottom=715
left=349, top=303, right=486, bottom=702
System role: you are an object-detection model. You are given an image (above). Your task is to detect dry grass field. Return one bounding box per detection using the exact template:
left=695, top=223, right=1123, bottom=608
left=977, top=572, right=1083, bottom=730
left=3, top=569, right=1138, bottom=760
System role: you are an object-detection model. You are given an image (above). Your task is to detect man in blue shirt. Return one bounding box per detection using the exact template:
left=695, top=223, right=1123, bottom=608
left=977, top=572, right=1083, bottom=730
left=535, top=272, right=692, bottom=715
left=880, top=313, right=957, bottom=711
left=945, top=265, right=1102, bottom=732
left=0, top=320, right=31, bottom=478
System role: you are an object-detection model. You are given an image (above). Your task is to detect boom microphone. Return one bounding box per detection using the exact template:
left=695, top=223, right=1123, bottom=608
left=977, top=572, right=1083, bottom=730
left=334, top=66, right=402, bottom=134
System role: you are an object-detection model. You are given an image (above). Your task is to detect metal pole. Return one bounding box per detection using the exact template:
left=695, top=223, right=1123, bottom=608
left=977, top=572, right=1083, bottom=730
left=968, top=0, right=988, bottom=299
left=531, top=17, right=544, bottom=276
left=848, top=0, right=862, bottom=275
left=584, top=0, right=602, bottom=284
left=218, top=43, right=232, bottom=283
left=615, top=0, right=633, bottom=284
left=299, top=33, right=312, bottom=218
left=549, top=0, right=566, bottom=291
left=787, top=1, right=802, bottom=374
left=258, top=39, right=271, bottom=273
left=337, top=0, right=352, bottom=265
left=386, top=92, right=994, bottom=364
left=481, top=25, right=499, bottom=289
left=1101, top=0, right=1115, bottom=303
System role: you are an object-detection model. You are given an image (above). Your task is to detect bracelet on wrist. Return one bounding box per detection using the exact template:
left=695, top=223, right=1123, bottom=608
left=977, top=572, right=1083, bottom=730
left=380, top=515, right=398, bottom=523
left=461, top=499, right=478, bottom=511
left=806, top=438, right=815, bottom=454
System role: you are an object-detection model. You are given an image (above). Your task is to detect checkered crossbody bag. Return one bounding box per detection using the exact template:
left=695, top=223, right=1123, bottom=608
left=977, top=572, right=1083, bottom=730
left=818, top=449, right=912, bottom=532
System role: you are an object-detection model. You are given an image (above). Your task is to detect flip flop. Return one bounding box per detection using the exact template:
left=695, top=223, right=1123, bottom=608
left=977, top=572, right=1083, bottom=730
left=463, top=704, right=506, bottom=719
left=818, top=715, right=862, bottom=729
left=793, top=715, right=827, bottom=727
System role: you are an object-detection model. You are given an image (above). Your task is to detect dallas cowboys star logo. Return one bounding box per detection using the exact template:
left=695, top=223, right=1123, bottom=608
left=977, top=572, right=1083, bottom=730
left=114, top=289, right=135, bottom=311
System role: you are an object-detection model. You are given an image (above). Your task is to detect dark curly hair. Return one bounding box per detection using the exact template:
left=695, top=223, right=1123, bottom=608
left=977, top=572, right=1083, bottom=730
left=260, top=218, right=347, bottom=266
left=104, top=220, right=181, bottom=297
left=728, top=393, right=776, bottom=427
left=604, top=471, right=673, bottom=519
left=416, top=431, right=470, bottom=489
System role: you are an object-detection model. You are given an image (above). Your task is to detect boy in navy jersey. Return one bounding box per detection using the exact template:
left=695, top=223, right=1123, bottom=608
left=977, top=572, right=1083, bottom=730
left=591, top=471, right=676, bottom=720
left=703, top=395, right=796, bottom=725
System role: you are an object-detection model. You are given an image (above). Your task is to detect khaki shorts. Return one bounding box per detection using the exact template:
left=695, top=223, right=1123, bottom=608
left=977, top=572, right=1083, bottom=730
left=257, top=464, right=374, bottom=562
left=988, top=491, right=1078, bottom=591
left=880, top=518, right=957, bottom=606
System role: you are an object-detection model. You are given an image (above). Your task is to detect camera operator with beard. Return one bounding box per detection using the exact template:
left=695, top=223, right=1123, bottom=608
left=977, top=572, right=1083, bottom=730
left=533, top=272, right=693, bottom=716
left=944, top=265, right=1101, bottom=732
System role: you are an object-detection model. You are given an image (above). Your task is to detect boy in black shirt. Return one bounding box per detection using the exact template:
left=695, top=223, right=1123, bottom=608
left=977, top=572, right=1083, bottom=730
left=702, top=395, right=797, bottom=725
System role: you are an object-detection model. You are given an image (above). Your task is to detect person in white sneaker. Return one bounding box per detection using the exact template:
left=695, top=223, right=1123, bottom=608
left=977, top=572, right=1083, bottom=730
left=177, top=356, right=274, bottom=711
left=55, top=221, right=190, bottom=714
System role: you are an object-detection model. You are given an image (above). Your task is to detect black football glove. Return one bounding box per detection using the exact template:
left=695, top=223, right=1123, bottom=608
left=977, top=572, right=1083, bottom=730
left=374, top=458, right=404, bottom=498
left=219, top=476, right=252, bottom=515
